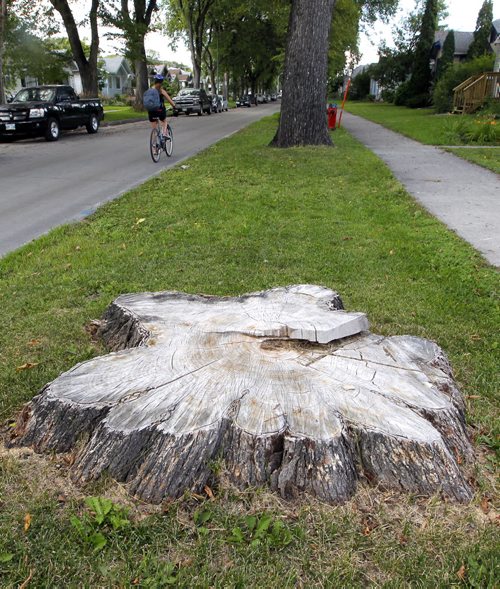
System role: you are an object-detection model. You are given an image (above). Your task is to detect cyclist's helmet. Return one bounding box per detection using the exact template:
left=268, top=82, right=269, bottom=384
left=154, top=74, right=164, bottom=82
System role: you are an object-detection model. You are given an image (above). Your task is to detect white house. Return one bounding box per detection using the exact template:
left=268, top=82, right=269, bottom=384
left=101, top=56, right=133, bottom=98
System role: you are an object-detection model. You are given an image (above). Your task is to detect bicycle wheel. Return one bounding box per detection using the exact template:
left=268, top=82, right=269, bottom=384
left=150, top=128, right=161, bottom=163
left=165, top=124, right=174, bottom=157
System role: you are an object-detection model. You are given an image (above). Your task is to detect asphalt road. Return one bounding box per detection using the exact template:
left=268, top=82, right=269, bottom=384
left=0, top=103, right=280, bottom=257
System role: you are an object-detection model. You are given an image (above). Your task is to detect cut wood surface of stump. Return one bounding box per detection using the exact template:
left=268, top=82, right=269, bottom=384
left=12, top=285, right=474, bottom=504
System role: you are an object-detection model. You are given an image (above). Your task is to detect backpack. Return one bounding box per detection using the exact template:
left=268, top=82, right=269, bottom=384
left=143, top=88, right=161, bottom=111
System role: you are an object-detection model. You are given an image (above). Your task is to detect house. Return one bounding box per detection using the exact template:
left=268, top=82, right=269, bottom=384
left=343, top=64, right=383, bottom=100
left=432, top=30, right=474, bottom=66
left=102, top=56, right=133, bottom=98
left=149, top=63, right=192, bottom=88
left=65, top=61, right=83, bottom=95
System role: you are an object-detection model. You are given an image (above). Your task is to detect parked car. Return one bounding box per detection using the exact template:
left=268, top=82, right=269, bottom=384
left=0, top=85, right=103, bottom=142
left=173, top=88, right=211, bottom=116
left=256, top=94, right=265, bottom=104
left=261, top=94, right=269, bottom=103
left=210, top=94, right=222, bottom=113
left=236, top=95, right=252, bottom=108
left=218, top=95, right=229, bottom=111
left=271, top=94, right=277, bottom=101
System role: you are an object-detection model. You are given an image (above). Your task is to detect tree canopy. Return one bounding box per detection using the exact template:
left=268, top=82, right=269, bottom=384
left=467, top=0, right=493, bottom=60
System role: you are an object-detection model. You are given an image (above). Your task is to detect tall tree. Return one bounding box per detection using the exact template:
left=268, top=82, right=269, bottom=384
left=405, top=0, right=438, bottom=102
left=101, top=1, right=159, bottom=108
left=272, top=0, right=398, bottom=147
left=467, top=0, right=493, bottom=60
left=271, top=0, right=336, bottom=147
left=49, top=0, right=100, bottom=97
left=168, top=0, right=215, bottom=88
left=0, top=0, right=7, bottom=103
left=437, top=29, right=455, bottom=78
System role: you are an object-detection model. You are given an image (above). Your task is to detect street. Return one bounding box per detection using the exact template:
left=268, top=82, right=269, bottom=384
left=0, top=103, right=280, bottom=256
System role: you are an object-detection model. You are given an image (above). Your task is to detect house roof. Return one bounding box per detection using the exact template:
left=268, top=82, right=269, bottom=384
left=434, top=31, right=473, bottom=55
left=103, top=56, right=131, bottom=75
left=351, top=64, right=372, bottom=78
left=491, top=19, right=500, bottom=42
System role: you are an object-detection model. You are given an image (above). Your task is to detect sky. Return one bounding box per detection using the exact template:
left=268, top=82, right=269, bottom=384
left=75, top=0, right=500, bottom=69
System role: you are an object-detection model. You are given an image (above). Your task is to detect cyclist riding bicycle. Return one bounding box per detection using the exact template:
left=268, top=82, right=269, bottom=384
left=146, top=74, right=175, bottom=141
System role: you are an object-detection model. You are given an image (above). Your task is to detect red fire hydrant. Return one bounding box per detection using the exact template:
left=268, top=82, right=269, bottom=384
left=327, top=104, right=337, bottom=130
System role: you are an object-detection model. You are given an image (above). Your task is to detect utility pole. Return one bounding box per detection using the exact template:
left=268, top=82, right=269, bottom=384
left=0, top=0, right=7, bottom=104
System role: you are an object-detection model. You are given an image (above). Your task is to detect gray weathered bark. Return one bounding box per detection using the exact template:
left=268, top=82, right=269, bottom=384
left=11, top=285, right=473, bottom=504
left=271, top=0, right=336, bottom=147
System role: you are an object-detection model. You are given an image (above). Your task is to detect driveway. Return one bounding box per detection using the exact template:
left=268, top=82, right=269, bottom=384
left=0, top=103, right=279, bottom=256
left=342, top=112, right=500, bottom=267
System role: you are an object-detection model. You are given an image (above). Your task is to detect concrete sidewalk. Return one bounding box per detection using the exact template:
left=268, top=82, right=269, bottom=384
left=342, top=112, right=500, bottom=267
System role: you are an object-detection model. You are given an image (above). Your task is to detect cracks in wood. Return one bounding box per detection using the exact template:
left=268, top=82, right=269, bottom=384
left=11, top=285, right=474, bottom=504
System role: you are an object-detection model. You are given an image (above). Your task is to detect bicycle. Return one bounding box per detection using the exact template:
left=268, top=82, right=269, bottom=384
left=150, top=121, right=173, bottom=163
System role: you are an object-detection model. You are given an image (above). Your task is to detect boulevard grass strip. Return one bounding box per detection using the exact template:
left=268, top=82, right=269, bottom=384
left=0, top=116, right=499, bottom=587
left=446, top=147, right=500, bottom=174
left=345, top=101, right=499, bottom=146
left=103, top=105, right=148, bottom=122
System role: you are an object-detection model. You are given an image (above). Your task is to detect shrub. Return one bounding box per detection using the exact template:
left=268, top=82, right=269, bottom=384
left=350, top=70, right=371, bottom=100
left=444, top=114, right=499, bottom=144
left=406, top=93, right=432, bottom=108
left=432, top=55, right=495, bottom=113
left=394, top=81, right=411, bottom=105
left=381, top=88, right=396, bottom=103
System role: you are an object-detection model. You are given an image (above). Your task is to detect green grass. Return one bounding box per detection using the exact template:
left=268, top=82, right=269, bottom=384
left=0, top=116, right=498, bottom=587
left=345, top=102, right=499, bottom=146
left=446, top=147, right=500, bottom=174
left=103, top=105, right=147, bottom=122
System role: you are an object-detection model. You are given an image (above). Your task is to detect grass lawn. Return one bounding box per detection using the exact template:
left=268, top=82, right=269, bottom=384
left=103, top=105, right=148, bottom=122
left=0, top=116, right=498, bottom=587
left=345, top=102, right=499, bottom=145
left=446, top=147, right=500, bottom=174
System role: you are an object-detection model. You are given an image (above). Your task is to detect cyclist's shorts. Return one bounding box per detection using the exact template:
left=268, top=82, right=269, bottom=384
left=148, top=106, right=167, bottom=122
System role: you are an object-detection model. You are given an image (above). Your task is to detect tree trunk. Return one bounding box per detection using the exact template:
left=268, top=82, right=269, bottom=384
left=134, top=41, right=148, bottom=109
left=271, top=0, right=336, bottom=147
left=10, top=285, right=473, bottom=505
left=50, top=0, right=99, bottom=97
left=0, top=0, right=6, bottom=104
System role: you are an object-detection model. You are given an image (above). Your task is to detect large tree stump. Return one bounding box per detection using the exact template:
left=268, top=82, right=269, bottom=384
left=11, top=285, right=473, bottom=503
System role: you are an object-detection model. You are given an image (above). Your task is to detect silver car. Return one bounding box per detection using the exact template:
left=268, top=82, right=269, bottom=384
left=218, top=95, right=229, bottom=111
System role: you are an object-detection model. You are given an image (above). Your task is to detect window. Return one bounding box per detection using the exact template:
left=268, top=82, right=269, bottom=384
left=58, top=88, right=76, bottom=101
left=115, top=76, right=121, bottom=89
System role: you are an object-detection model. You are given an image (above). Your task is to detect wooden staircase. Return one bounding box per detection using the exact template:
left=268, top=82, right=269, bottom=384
left=452, top=72, right=500, bottom=114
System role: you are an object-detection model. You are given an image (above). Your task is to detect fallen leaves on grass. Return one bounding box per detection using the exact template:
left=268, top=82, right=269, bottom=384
left=480, top=497, right=490, bottom=514
left=456, top=564, right=466, bottom=581
left=24, top=513, right=31, bottom=532
left=16, top=363, right=39, bottom=372
left=204, top=485, right=215, bottom=500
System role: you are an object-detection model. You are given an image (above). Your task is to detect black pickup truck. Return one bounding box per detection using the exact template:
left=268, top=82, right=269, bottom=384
left=173, top=88, right=212, bottom=116
left=0, top=85, right=104, bottom=141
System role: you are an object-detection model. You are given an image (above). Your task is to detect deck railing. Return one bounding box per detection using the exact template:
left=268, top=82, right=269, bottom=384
left=452, top=72, right=500, bottom=114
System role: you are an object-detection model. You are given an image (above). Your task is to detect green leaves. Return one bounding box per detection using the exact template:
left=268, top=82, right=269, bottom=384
left=70, top=497, right=130, bottom=552
left=227, top=513, right=293, bottom=548
left=85, top=496, right=113, bottom=525
left=0, top=552, right=14, bottom=563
